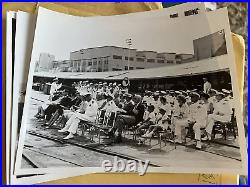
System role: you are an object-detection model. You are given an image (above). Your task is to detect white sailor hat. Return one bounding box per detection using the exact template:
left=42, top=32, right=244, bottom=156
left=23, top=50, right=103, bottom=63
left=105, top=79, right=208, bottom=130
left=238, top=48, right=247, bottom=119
left=216, top=92, right=225, bottom=96
left=154, top=92, right=160, bottom=96
left=210, top=89, right=217, bottom=93
left=118, top=84, right=121, bottom=86
left=103, top=82, right=107, bottom=85
left=53, top=77, right=59, bottom=81
left=80, top=91, right=91, bottom=96
left=126, top=93, right=133, bottom=98
left=222, top=89, right=230, bottom=94
left=109, top=83, right=112, bottom=85
left=175, top=91, right=181, bottom=94
left=107, top=92, right=114, bottom=99
left=160, top=91, right=166, bottom=94
left=159, top=105, right=167, bottom=111
left=190, top=92, right=200, bottom=98
left=113, top=82, right=117, bottom=86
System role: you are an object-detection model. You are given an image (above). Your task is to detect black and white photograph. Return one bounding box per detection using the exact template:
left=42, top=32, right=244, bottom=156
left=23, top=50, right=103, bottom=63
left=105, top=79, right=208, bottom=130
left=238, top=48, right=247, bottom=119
left=8, top=4, right=210, bottom=184
left=14, top=7, right=247, bottom=176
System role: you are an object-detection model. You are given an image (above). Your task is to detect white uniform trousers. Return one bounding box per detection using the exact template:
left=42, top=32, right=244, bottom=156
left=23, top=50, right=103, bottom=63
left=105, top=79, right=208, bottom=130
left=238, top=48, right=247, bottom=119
left=64, top=110, right=74, bottom=120
left=174, top=118, right=188, bottom=141
left=63, top=113, right=95, bottom=134
left=193, top=120, right=207, bottom=140
left=205, top=114, right=231, bottom=135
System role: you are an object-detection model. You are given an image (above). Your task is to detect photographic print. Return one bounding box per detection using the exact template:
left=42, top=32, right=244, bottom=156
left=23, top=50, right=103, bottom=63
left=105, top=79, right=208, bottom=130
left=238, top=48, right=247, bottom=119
left=15, top=7, right=247, bottom=175
left=10, top=4, right=209, bottom=184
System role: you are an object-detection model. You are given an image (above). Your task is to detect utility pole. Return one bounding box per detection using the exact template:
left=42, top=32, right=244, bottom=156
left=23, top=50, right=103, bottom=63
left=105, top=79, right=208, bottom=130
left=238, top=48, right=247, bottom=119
left=126, top=38, right=132, bottom=71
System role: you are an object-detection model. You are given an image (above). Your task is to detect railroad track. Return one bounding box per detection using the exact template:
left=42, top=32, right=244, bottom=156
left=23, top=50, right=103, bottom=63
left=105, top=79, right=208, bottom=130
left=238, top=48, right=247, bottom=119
left=23, top=131, right=161, bottom=168
left=23, top=128, right=241, bottom=169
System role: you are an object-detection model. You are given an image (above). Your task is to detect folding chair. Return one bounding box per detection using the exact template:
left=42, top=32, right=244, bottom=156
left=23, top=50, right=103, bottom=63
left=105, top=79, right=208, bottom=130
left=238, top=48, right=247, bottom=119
left=87, top=109, right=107, bottom=141
left=95, top=111, right=117, bottom=144
left=211, top=108, right=237, bottom=140
left=184, top=125, right=207, bottom=146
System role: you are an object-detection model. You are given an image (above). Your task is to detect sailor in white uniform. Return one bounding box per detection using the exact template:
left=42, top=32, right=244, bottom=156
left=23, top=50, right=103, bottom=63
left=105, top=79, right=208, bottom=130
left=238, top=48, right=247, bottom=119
left=205, top=92, right=232, bottom=140
left=58, top=92, right=98, bottom=139
left=203, top=77, right=212, bottom=94
left=173, top=95, right=189, bottom=144
left=189, top=92, right=208, bottom=149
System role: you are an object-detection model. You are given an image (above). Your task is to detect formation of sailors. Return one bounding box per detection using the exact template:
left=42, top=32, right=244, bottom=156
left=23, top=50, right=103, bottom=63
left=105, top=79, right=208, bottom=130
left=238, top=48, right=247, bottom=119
left=34, top=79, right=234, bottom=150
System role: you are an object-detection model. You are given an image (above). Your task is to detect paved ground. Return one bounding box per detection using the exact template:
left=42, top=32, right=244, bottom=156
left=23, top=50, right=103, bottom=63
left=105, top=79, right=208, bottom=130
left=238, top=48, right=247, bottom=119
left=22, top=133, right=127, bottom=168
left=21, top=90, right=242, bottom=170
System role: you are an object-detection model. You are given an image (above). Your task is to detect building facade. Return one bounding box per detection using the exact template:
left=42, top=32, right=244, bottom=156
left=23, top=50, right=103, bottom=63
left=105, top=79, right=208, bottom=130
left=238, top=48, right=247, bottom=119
left=37, top=53, right=55, bottom=72
left=37, top=30, right=228, bottom=73
left=193, top=30, right=227, bottom=61
left=66, top=46, right=193, bottom=72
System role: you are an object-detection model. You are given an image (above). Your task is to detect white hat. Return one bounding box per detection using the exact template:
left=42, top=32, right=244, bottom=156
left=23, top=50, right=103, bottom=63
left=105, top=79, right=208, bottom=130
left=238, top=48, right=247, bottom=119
left=160, top=91, right=166, bottom=94
left=222, top=89, right=230, bottom=94
left=113, top=82, right=117, bottom=86
left=159, top=105, right=167, bottom=111
left=210, top=89, right=217, bottom=93
left=175, top=91, right=181, bottom=94
left=80, top=91, right=91, bottom=96
left=107, top=92, right=114, bottom=99
left=154, top=92, right=160, bottom=96
left=216, top=92, right=225, bottom=96
left=190, top=92, right=200, bottom=98
left=53, top=77, right=58, bottom=81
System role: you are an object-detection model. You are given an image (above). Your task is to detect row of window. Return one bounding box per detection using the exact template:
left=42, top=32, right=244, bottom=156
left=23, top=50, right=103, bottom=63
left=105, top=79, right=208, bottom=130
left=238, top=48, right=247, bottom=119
left=71, top=59, right=175, bottom=68
left=125, top=66, right=144, bottom=70
left=112, top=55, right=174, bottom=64
left=71, top=60, right=109, bottom=66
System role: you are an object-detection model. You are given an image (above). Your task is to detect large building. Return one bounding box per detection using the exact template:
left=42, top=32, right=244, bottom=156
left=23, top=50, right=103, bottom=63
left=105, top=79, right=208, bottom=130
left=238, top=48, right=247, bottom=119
left=44, top=30, right=227, bottom=73
left=36, top=53, right=55, bottom=72
left=193, top=30, right=227, bottom=61
left=66, top=46, right=193, bottom=72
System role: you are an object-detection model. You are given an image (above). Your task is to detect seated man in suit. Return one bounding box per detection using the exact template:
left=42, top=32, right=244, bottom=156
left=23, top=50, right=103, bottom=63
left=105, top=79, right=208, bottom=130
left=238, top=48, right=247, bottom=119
left=109, top=95, right=144, bottom=143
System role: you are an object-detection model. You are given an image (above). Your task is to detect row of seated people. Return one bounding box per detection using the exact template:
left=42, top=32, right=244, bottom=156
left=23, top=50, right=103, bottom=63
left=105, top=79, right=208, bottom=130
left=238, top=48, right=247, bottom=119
left=34, top=85, right=234, bottom=149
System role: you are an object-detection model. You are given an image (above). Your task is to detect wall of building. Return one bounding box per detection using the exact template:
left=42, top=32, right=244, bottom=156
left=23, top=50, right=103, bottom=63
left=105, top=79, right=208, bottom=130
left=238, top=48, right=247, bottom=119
left=67, top=46, right=194, bottom=72
left=193, top=30, right=227, bottom=61
left=38, top=53, right=55, bottom=72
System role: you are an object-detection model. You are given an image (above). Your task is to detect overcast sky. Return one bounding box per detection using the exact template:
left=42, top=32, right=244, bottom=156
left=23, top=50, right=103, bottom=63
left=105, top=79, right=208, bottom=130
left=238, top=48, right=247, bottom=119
left=31, top=7, right=227, bottom=62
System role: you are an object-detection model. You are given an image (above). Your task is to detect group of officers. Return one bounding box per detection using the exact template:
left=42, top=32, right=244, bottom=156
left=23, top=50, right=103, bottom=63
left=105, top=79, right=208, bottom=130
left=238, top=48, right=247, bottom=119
left=35, top=77, right=234, bottom=150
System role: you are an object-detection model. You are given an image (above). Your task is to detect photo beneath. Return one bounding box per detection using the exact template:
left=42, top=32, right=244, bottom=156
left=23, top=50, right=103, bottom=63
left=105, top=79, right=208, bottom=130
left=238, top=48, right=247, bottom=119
left=20, top=30, right=242, bottom=170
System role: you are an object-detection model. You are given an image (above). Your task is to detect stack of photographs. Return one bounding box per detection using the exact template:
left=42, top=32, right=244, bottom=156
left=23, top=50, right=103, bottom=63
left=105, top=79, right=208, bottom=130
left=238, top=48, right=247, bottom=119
left=5, top=2, right=247, bottom=185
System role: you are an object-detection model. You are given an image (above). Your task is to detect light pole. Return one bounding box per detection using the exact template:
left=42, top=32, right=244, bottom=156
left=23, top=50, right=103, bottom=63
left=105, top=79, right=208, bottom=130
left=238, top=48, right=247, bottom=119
left=126, top=38, right=132, bottom=71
